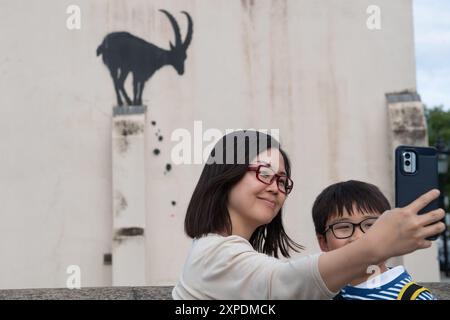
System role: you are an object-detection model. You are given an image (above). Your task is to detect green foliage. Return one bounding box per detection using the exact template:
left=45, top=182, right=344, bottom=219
left=425, top=105, right=450, bottom=147
left=425, top=105, right=450, bottom=209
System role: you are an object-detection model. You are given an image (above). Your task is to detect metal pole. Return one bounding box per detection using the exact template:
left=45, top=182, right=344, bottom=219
left=439, top=187, right=449, bottom=277
left=442, top=170, right=449, bottom=277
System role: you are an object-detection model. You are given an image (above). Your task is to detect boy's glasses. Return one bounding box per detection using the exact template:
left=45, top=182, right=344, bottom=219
left=324, top=217, right=378, bottom=239
left=247, top=165, right=293, bottom=195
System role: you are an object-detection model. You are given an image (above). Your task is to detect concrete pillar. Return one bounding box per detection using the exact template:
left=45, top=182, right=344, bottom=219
left=386, top=91, right=440, bottom=281
left=112, top=106, right=147, bottom=286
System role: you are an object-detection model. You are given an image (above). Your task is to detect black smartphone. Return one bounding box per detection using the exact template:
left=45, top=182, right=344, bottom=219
left=395, top=145, right=442, bottom=241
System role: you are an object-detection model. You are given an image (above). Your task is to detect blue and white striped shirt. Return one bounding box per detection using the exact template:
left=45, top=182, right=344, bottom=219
left=334, top=266, right=436, bottom=300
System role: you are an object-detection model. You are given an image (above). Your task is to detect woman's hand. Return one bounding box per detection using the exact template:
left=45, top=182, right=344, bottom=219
left=365, top=189, right=446, bottom=263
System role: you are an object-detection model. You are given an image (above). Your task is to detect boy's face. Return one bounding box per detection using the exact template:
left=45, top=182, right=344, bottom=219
left=317, top=206, right=380, bottom=252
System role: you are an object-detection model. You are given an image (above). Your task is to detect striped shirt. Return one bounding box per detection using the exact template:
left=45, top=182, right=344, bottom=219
left=334, top=266, right=436, bottom=300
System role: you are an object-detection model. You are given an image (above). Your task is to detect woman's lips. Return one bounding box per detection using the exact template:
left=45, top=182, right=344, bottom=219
left=258, top=197, right=276, bottom=209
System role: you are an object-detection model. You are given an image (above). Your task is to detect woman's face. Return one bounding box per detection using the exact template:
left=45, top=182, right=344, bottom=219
left=227, top=148, right=288, bottom=234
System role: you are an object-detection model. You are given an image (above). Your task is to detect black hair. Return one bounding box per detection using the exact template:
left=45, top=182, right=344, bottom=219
left=312, top=180, right=391, bottom=235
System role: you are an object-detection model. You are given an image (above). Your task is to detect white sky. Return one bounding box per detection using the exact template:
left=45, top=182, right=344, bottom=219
left=413, top=0, right=450, bottom=110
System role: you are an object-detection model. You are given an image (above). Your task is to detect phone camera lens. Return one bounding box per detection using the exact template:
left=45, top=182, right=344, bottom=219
left=405, top=153, right=411, bottom=159
left=405, top=160, right=411, bottom=166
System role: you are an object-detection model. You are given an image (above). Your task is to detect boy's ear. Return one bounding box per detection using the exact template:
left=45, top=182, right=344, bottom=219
left=317, top=234, right=329, bottom=252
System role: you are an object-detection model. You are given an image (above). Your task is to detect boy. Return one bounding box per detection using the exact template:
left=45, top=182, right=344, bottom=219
left=312, top=180, right=436, bottom=300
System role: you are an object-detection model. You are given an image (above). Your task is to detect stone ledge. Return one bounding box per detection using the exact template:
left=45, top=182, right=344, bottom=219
left=0, top=284, right=448, bottom=300
left=0, top=286, right=173, bottom=300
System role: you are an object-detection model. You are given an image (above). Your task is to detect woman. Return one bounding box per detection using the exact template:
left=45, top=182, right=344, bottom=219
left=172, top=130, right=444, bottom=299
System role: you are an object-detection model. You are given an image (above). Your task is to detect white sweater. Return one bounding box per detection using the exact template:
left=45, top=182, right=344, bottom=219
left=172, top=233, right=337, bottom=300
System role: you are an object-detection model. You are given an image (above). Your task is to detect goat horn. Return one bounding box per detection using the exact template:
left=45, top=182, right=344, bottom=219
left=159, top=9, right=182, bottom=47
left=181, top=11, right=193, bottom=50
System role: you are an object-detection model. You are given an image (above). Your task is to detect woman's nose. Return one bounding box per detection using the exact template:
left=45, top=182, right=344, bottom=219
left=266, top=179, right=279, bottom=193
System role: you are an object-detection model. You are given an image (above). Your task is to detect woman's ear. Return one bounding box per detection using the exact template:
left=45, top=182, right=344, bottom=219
left=317, top=234, right=329, bottom=252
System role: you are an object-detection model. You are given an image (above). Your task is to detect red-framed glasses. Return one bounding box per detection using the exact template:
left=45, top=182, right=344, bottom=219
left=247, top=165, right=293, bottom=195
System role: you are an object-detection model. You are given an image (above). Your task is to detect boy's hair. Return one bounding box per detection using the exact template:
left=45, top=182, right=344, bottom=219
left=312, top=180, right=391, bottom=235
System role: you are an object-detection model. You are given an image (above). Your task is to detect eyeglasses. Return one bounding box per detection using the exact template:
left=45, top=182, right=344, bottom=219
left=324, top=217, right=378, bottom=239
left=247, top=164, right=294, bottom=195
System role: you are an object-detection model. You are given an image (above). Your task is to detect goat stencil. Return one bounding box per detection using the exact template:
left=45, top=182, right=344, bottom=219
left=97, top=9, right=193, bottom=106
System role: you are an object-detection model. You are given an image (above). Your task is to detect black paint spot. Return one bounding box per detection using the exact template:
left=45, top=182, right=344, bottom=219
left=171, top=201, right=176, bottom=206
left=158, top=136, right=163, bottom=142
left=151, top=121, right=156, bottom=126
left=166, top=163, right=172, bottom=172
left=103, top=253, right=112, bottom=266
left=153, top=148, right=160, bottom=155
left=116, top=227, right=144, bottom=236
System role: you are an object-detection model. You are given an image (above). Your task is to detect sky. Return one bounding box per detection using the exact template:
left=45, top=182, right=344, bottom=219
left=413, top=0, right=450, bottom=110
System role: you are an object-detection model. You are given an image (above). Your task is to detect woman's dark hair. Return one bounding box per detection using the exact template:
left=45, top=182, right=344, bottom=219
left=184, top=130, right=303, bottom=258
left=312, top=180, right=391, bottom=235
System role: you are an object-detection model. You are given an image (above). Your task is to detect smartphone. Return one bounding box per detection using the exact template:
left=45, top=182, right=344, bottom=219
left=395, top=145, right=441, bottom=241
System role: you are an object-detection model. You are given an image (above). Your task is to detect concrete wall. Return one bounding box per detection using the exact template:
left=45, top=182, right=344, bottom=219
left=0, top=0, right=439, bottom=289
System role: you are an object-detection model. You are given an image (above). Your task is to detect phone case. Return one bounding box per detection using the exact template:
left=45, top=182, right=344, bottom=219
left=395, top=145, right=440, bottom=240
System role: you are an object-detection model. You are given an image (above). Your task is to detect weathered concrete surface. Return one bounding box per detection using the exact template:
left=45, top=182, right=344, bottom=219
left=387, top=92, right=428, bottom=148
left=0, top=284, right=448, bottom=300
left=0, top=286, right=173, bottom=300
left=386, top=91, right=440, bottom=281
left=112, top=109, right=147, bottom=286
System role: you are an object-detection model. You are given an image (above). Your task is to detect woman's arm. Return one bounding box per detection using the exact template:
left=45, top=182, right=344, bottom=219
left=318, top=189, right=445, bottom=293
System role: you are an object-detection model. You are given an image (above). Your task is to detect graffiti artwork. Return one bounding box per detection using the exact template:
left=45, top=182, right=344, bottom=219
left=97, top=9, right=193, bottom=106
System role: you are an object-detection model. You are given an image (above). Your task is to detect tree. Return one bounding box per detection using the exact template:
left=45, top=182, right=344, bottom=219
left=425, top=105, right=450, bottom=147
left=425, top=105, right=450, bottom=209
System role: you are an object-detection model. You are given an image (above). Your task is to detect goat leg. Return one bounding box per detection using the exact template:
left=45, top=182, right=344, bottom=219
left=117, top=71, right=132, bottom=106
left=132, top=77, right=140, bottom=105
left=137, top=80, right=146, bottom=105
left=110, top=70, right=123, bottom=106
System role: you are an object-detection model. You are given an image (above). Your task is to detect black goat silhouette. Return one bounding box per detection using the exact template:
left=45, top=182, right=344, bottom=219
left=97, top=10, right=193, bottom=106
